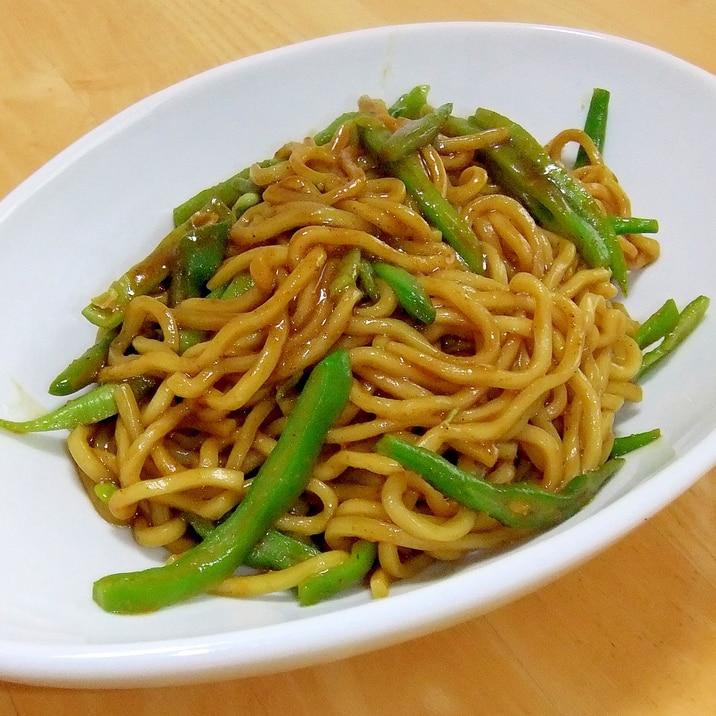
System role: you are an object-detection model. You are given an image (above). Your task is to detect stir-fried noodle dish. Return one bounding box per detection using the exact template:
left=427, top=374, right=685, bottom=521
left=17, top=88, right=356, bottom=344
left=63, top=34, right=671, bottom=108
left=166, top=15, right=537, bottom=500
left=1, top=87, right=707, bottom=613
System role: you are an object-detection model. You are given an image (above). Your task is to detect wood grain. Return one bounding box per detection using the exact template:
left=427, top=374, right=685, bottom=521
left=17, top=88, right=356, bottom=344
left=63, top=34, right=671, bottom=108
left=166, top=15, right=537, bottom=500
left=1, top=2, right=715, bottom=713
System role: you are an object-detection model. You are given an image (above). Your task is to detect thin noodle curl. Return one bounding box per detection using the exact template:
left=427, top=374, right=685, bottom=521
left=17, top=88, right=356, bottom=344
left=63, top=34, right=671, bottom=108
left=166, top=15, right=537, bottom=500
left=72, top=110, right=653, bottom=600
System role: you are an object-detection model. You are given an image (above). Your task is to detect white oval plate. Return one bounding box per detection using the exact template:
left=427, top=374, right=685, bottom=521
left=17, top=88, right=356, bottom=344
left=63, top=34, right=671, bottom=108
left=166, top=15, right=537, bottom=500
left=1, top=22, right=716, bottom=688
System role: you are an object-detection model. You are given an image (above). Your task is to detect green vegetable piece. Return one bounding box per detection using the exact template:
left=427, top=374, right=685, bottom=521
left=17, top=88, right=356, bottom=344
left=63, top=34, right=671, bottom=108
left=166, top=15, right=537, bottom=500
left=178, top=329, right=208, bottom=354
left=372, top=261, right=436, bottom=324
left=609, top=216, right=659, bottom=235
left=610, top=429, right=661, bottom=458
left=82, top=200, right=233, bottom=329
left=205, top=271, right=256, bottom=300
left=68, top=213, right=233, bottom=388
left=182, top=513, right=215, bottom=540
left=92, top=348, right=354, bottom=614
left=48, top=330, right=117, bottom=397
left=389, top=85, right=431, bottom=119
left=221, top=271, right=256, bottom=299
left=94, top=482, right=119, bottom=503
left=169, top=219, right=230, bottom=306
left=358, top=259, right=380, bottom=302
left=246, top=530, right=321, bottom=571
left=376, top=435, right=623, bottom=530
left=391, top=153, right=486, bottom=274
left=0, top=383, right=118, bottom=434
left=0, top=376, right=158, bottom=435
left=378, top=102, right=452, bottom=163
left=172, top=170, right=256, bottom=227
left=574, top=88, right=610, bottom=169
left=297, top=539, right=377, bottom=606
left=313, top=111, right=360, bottom=145
left=634, top=298, right=680, bottom=350
left=330, top=248, right=362, bottom=296
left=173, top=158, right=282, bottom=227
left=186, top=513, right=320, bottom=571
left=359, top=118, right=485, bottom=274
left=638, top=295, right=709, bottom=379
left=232, top=191, right=261, bottom=218
left=470, top=107, right=628, bottom=294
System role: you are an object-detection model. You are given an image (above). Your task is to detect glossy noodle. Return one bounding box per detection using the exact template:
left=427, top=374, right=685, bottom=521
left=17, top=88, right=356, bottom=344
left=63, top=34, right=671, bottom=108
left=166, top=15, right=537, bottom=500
left=67, top=93, right=660, bottom=602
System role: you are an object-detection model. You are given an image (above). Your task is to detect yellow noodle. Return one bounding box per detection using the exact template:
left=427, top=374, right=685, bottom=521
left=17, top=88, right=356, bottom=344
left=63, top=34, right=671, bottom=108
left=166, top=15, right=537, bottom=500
left=203, top=314, right=289, bottom=411
left=132, top=516, right=187, bottom=548
left=107, top=467, right=245, bottom=521
left=231, top=200, right=375, bottom=246
left=69, top=105, right=656, bottom=605
left=67, top=424, right=116, bottom=483
left=118, top=403, right=192, bottom=487
left=212, top=551, right=349, bottom=598
left=225, top=398, right=275, bottom=471
left=377, top=542, right=435, bottom=580
left=382, top=472, right=477, bottom=541
left=275, top=285, right=362, bottom=379
left=445, top=165, right=490, bottom=207
left=114, top=382, right=144, bottom=442
left=207, top=245, right=289, bottom=290
left=336, top=195, right=437, bottom=241
left=324, top=514, right=522, bottom=552
left=108, top=295, right=181, bottom=364
left=369, top=568, right=392, bottom=598
left=273, top=478, right=339, bottom=536
left=312, top=450, right=399, bottom=482
left=287, top=225, right=458, bottom=272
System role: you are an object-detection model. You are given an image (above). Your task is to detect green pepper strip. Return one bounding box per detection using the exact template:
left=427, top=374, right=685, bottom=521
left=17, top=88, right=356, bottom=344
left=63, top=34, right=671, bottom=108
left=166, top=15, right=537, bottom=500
left=83, top=200, right=233, bottom=329
left=638, top=295, right=709, bottom=379
left=67, top=218, right=231, bottom=386
left=359, top=119, right=486, bottom=274
left=232, top=191, right=261, bottom=218
left=388, top=85, right=431, bottom=119
left=192, top=512, right=371, bottom=603
left=313, top=111, right=360, bottom=146
left=609, top=216, right=659, bottom=235
left=330, top=248, right=362, bottom=296
left=205, top=271, right=256, bottom=300
left=0, top=376, right=158, bottom=434
left=0, top=383, right=119, bottom=434
left=469, top=107, right=628, bottom=294
left=48, top=329, right=118, bottom=397
left=574, top=88, right=610, bottom=169
left=358, top=259, right=380, bottom=302
left=168, top=219, right=230, bottom=306
left=92, top=348, right=353, bottom=614
left=219, top=271, right=256, bottom=299
left=186, top=513, right=320, bottom=571
left=376, top=435, right=623, bottom=530
left=389, top=155, right=486, bottom=273
left=377, top=103, right=452, bottom=164
left=610, top=429, right=661, bottom=458
left=297, top=539, right=377, bottom=606
left=172, top=170, right=257, bottom=227
left=246, top=530, right=321, bottom=571
left=634, top=298, right=680, bottom=350
left=73, top=212, right=229, bottom=384
left=372, top=261, right=436, bottom=324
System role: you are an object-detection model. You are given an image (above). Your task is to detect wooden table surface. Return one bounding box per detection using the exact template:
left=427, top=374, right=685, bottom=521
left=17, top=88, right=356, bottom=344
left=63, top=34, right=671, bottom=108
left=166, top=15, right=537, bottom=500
left=1, top=1, right=715, bottom=714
